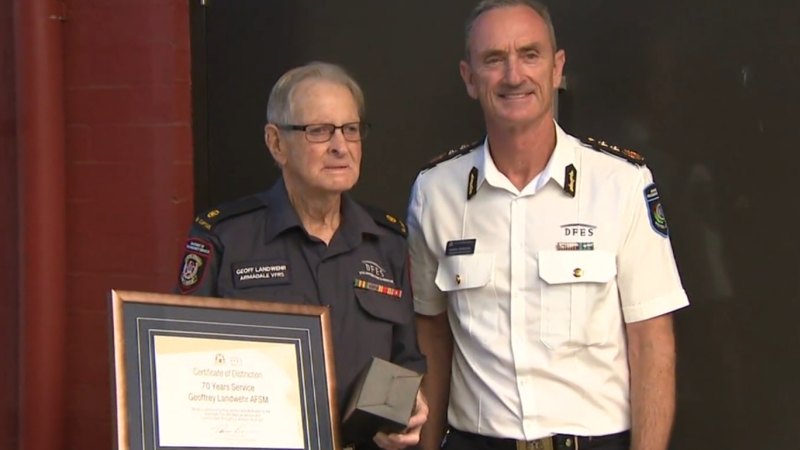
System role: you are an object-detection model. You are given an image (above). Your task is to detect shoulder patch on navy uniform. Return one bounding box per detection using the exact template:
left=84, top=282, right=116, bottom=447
left=361, top=204, right=407, bottom=237
left=178, top=237, right=213, bottom=293
left=583, top=137, right=646, bottom=166
left=421, top=139, right=482, bottom=172
left=193, top=195, right=265, bottom=231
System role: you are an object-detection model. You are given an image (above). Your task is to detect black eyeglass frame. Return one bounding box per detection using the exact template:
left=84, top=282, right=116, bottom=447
left=276, top=122, right=371, bottom=143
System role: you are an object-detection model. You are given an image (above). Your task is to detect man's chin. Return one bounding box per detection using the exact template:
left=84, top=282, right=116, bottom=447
left=319, top=177, right=358, bottom=195
left=490, top=109, right=552, bottom=128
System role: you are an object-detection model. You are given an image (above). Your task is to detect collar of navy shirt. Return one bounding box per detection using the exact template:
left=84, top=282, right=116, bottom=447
left=260, top=177, right=388, bottom=250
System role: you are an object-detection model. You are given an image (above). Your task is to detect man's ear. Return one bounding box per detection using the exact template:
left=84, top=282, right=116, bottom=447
left=459, top=60, right=478, bottom=99
left=552, top=49, right=566, bottom=89
left=265, top=124, right=286, bottom=167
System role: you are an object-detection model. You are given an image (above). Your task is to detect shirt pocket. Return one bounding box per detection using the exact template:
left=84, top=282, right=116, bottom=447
left=354, top=289, right=413, bottom=325
left=538, top=250, right=617, bottom=349
left=434, top=253, right=495, bottom=334
left=434, top=253, right=494, bottom=292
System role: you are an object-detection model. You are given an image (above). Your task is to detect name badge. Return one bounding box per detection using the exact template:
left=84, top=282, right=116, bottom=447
left=445, top=239, right=476, bottom=256
left=231, top=260, right=291, bottom=288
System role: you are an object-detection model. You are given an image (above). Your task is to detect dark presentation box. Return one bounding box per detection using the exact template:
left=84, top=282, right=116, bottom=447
left=342, top=357, right=423, bottom=437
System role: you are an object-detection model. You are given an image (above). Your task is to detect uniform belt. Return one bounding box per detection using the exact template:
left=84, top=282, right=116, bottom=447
left=449, top=427, right=630, bottom=450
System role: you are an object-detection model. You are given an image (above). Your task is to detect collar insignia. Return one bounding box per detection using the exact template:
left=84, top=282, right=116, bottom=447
left=564, top=164, right=577, bottom=197
left=467, top=167, right=479, bottom=200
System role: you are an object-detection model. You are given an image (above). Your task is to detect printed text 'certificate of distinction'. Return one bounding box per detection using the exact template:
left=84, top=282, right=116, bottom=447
left=153, top=335, right=305, bottom=449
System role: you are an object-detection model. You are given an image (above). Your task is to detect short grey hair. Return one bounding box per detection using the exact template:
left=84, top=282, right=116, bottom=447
left=464, top=0, right=558, bottom=58
left=266, top=61, right=365, bottom=125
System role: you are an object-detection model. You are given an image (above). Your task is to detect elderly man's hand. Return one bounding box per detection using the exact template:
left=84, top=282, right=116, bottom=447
left=372, top=390, right=429, bottom=450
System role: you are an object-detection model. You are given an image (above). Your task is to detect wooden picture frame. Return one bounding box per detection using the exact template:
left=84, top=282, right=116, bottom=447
left=109, top=290, right=340, bottom=450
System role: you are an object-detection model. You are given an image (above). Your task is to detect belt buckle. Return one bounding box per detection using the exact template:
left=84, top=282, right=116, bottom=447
left=516, top=436, right=554, bottom=450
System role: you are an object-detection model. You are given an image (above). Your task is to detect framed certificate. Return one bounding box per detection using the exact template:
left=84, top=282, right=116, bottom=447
left=110, top=290, right=340, bottom=450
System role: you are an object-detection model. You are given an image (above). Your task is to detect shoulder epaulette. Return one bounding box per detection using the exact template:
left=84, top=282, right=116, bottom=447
left=193, top=195, right=265, bottom=231
left=421, top=138, right=482, bottom=171
left=583, top=137, right=646, bottom=166
left=361, top=204, right=407, bottom=237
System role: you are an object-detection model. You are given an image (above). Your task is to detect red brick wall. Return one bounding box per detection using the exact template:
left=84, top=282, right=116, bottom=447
left=62, top=1, right=194, bottom=448
left=0, top=0, right=18, bottom=447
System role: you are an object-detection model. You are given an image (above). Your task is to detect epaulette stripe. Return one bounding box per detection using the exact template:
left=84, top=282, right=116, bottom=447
left=583, top=137, right=646, bottom=166
left=193, top=196, right=265, bottom=230
left=420, top=139, right=482, bottom=172
left=361, top=204, right=407, bottom=237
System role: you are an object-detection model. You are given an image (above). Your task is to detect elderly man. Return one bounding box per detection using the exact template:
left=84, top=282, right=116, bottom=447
left=408, top=1, right=689, bottom=450
left=176, top=61, right=427, bottom=450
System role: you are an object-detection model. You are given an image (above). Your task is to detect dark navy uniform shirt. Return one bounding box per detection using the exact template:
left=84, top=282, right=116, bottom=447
left=176, top=178, right=426, bottom=445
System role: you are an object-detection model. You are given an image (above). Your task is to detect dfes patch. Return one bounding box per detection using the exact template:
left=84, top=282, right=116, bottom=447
left=644, top=183, right=669, bottom=237
left=179, top=238, right=212, bottom=292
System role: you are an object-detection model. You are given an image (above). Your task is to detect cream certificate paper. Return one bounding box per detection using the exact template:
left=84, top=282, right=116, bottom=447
left=153, top=335, right=305, bottom=448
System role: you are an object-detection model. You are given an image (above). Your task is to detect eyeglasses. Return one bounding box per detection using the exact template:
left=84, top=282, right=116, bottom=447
left=277, top=122, right=370, bottom=143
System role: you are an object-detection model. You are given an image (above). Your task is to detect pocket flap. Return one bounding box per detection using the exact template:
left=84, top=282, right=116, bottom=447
left=355, top=289, right=412, bottom=324
left=538, top=250, right=616, bottom=285
left=435, top=253, right=494, bottom=292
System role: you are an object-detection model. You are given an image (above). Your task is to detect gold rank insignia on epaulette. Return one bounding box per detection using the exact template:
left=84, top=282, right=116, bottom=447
left=563, top=164, right=577, bottom=197
left=583, top=137, right=646, bottom=166
left=467, top=167, right=479, bottom=200
left=193, top=195, right=265, bottom=231
left=421, top=138, right=482, bottom=172
left=362, top=204, right=407, bottom=237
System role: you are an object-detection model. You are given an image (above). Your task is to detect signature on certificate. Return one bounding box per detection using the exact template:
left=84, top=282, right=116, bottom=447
left=215, top=423, right=245, bottom=435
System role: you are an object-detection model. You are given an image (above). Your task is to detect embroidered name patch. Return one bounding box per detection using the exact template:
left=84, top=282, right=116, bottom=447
left=445, top=239, right=477, bottom=256
left=232, top=260, right=291, bottom=288
left=358, top=260, right=394, bottom=284
left=179, top=238, right=212, bottom=292
left=353, top=278, right=403, bottom=298
left=644, top=183, right=669, bottom=237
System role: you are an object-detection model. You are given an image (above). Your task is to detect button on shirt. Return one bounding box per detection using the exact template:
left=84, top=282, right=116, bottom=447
left=177, top=179, right=426, bottom=432
left=407, top=124, right=689, bottom=440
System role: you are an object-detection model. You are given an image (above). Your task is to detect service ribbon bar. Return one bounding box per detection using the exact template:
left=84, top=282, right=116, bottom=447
left=353, top=278, right=403, bottom=298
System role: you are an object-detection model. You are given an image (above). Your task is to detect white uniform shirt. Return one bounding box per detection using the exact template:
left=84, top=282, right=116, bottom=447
left=407, top=124, right=689, bottom=440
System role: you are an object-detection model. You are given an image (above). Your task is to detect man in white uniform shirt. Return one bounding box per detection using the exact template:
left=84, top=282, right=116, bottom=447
left=407, top=1, right=689, bottom=450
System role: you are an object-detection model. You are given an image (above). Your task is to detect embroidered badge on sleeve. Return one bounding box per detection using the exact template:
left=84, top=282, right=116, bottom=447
left=179, top=238, right=212, bottom=292
left=644, top=183, right=669, bottom=237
